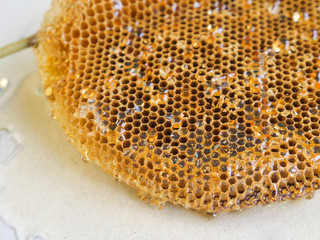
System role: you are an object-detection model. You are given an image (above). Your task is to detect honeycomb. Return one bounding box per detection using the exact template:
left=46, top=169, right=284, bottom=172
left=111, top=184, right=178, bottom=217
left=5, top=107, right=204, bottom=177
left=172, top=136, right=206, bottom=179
left=34, top=0, right=320, bottom=213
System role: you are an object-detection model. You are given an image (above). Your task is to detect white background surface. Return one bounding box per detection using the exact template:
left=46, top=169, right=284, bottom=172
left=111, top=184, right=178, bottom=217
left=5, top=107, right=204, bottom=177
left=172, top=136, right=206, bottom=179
left=0, top=1, right=52, bottom=239
left=1, top=1, right=320, bottom=240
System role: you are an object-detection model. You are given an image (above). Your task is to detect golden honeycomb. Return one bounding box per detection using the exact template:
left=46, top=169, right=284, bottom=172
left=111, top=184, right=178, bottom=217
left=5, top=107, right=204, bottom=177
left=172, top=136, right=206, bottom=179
left=34, top=0, right=320, bottom=213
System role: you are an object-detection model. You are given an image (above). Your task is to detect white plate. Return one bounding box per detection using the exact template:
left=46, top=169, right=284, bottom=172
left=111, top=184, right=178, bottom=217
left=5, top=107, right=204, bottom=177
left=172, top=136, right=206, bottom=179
left=0, top=1, right=320, bottom=239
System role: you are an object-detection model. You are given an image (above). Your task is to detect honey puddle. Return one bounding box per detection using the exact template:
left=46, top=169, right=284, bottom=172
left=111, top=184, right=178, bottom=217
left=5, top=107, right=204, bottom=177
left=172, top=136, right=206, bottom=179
left=0, top=73, right=319, bottom=239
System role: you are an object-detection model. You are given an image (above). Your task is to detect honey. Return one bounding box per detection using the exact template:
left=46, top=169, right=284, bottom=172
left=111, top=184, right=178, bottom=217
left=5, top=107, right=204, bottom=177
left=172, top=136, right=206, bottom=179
left=34, top=0, right=320, bottom=213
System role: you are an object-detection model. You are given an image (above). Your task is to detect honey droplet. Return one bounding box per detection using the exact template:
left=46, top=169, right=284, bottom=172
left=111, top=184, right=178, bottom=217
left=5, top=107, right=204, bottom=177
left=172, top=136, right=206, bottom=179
left=192, top=41, right=200, bottom=49
left=44, top=86, right=55, bottom=100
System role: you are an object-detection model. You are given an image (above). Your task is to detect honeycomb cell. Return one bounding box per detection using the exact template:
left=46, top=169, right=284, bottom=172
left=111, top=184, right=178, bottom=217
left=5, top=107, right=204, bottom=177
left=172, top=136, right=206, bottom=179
left=35, top=0, right=320, bottom=214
